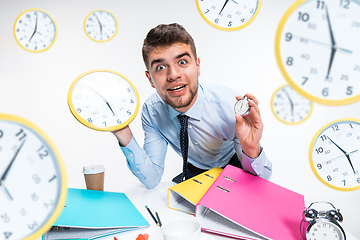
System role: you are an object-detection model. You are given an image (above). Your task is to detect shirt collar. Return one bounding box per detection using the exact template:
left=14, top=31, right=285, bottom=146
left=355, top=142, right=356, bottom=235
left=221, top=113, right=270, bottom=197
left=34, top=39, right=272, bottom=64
left=168, top=84, right=204, bottom=121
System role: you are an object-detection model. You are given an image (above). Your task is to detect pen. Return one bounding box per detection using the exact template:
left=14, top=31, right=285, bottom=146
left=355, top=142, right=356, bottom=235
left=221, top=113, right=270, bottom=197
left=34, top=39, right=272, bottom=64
left=155, top=212, right=162, bottom=227
left=145, top=205, right=159, bottom=226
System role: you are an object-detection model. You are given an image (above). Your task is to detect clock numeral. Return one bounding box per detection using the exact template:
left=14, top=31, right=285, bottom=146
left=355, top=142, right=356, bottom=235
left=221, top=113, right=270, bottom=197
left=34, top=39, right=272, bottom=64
left=316, top=0, right=325, bottom=9
left=317, top=163, right=322, bottom=169
left=298, top=12, right=310, bottom=22
left=0, top=129, right=3, bottom=138
left=301, top=54, right=310, bottom=60
left=127, top=110, right=131, bottom=115
left=37, top=145, right=49, bottom=159
left=340, top=74, right=349, bottom=81
left=322, top=88, right=329, bottom=97
left=49, top=175, right=56, bottom=182
left=16, top=128, right=26, bottom=141
left=214, top=18, right=219, bottom=24
left=240, top=18, right=245, bottom=23
left=332, top=125, right=340, bottom=131
left=44, top=199, right=54, bottom=209
left=352, top=22, right=360, bottom=28
left=31, top=193, right=39, bottom=201
left=346, top=86, right=353, bottom=95
left=357, top=177, right=360, bottom=183
left=315, top=147, right=324, bottom=154
left=285, top=32, right=292, bottom=41
left=4, top=232, right=12, bottom=239
left=333, top=167, right=338, bottom=172
left=228, top=21, right=232, bottom=27
left=32, top=174, right=41, bottom=184
left=327, top=175, right=332, bottom=181
left=302, top=77, right=309, bottom=85
left=28, top=220, right=38, bottom=230
left=250, top=8, right=255, bottom=13
left=117, top=119, right=122, bottom=124
left=320, top=135, right=327, bottom=141
left=340, top=0, right=350, bottom=9
left=20, top=208, right=27, bottom=216
left=286, top=57, right=293, bottom=66
left=76, top=108, right=82, bottom=113
left=342, top=179, right=346, bottom=186
left=1, top=213, right=10, bottom=223
left=87, top=118, right=93, bottom=123
left=130, top=99, right=134, bottom=104
left=27, top=156, right=35, bottom=165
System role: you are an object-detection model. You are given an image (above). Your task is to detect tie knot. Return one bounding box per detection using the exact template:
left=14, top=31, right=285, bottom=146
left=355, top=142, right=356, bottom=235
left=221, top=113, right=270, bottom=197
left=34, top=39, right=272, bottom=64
left=177, top=114, right=189, bottom=125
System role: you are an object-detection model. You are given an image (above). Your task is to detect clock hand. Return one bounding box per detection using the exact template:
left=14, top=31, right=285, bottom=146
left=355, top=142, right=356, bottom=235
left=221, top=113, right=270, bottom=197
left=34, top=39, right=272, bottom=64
left=283, top=89, right=294, bottom=116
left=86, top=85, right=116, bottom=116
left=322, top=149, right=358, bottom=164
left=325, top=5, right=337, bottom=80
left=0, top=140, right=26, bottom=182
left=292, top=35, right=353, bottom=54
left=219, top=0, right=230, bottom=15
left=94, top=14, right=103, bottom=36
left=29, top=13, right=38, bottom=42
left=327, top=136, right=356, bottom=174
left=0, top=182, right=13, bottom=201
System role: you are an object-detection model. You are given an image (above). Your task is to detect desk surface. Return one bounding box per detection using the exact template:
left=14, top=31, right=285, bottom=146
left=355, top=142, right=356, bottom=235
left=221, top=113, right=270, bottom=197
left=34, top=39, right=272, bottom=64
left=100, top=182, right=358, bottom=240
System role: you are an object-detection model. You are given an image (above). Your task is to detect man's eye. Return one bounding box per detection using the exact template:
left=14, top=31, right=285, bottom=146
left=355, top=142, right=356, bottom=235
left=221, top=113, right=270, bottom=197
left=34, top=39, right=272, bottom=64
left=179, top=60, right=186, bottom=65
left=156, top=65, right=165, bottom=71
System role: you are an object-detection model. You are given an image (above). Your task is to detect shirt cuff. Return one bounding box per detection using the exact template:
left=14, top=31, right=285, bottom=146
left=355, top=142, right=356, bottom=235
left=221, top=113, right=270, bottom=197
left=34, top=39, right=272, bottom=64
left=241, top=148, right=272, bottom=180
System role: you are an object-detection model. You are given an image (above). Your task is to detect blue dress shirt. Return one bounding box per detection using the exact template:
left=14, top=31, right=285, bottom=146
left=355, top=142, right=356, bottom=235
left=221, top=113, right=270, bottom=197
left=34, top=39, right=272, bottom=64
left=121, top=84, right=272, bottom=188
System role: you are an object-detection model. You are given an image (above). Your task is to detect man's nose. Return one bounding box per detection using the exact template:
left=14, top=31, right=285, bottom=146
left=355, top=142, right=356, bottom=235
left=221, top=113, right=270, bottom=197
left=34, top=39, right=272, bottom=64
left=167, top=65, right=181, bottom=81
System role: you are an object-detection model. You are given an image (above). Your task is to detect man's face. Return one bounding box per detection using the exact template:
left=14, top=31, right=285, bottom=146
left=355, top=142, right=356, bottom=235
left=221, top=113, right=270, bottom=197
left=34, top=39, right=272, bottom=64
left=145, top=43, right=200, bottom=113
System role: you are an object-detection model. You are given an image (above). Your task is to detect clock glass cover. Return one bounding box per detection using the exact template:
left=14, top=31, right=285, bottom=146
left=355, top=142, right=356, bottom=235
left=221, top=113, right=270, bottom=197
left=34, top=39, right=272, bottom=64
left=14, top=9, right=57, bottom=52
left=195, top=0, right=262, bottom=31
left=84, top=10, right=118, bottom=42
left=271, top=85, right=313, bottom=125
left=68, top=70, right=140, bottom=131
left=275, top=0, right=360, bottom=105
left=0, top=114, right=67, bottom=240
left=309, top=118, right=360, bottom=191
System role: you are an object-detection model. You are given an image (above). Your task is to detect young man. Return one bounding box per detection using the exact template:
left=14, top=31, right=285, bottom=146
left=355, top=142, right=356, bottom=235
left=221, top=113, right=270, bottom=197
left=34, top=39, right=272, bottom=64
left=113, top=23, right=272, bottom=189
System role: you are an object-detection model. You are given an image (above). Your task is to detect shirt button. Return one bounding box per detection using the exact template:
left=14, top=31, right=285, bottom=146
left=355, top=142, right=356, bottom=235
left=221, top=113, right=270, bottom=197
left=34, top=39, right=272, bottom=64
left=254, top=164, right=257, bottom=168
left=195, top=142, right=198, bottom=145
left=189, top=126, right=192, bottom=129
left=203, top=154, right=206, bottom=157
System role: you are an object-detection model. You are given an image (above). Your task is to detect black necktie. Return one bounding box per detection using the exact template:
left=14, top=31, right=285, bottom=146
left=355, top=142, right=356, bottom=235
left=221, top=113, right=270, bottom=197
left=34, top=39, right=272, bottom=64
left=172, top=114, right=189, bottom=183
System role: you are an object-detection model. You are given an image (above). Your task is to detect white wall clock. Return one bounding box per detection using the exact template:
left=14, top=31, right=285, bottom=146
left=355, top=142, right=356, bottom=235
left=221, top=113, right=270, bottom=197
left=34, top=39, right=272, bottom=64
left=0, top=113, right=67, bottom=240
left=68, top=69, right=140, bottom=132
left=84, top=9, right=118, bottom=42
left=271, top=84, right=313, bottom=125
left=195, top=0, right=262, bottom=31
left=309, top=118, right=360, bottom=191
left=275, top=0, right=360, bottom=105
left=13, top=9, right=57, bottom=52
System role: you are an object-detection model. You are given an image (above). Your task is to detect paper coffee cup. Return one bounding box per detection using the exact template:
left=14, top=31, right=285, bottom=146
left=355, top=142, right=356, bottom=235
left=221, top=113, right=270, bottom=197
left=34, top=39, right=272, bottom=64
left=83, top=165, right=105, bottom=191
left=161, top=217, right=201, bottom=240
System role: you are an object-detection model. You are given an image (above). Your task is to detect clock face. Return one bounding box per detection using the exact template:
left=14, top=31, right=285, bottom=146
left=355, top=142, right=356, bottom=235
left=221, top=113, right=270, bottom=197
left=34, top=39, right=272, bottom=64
left=309, top=118, right=360, bottom=191
left=0, top=114, right=67, bottom=240
left=13, top=9, right=57, bottom=52
left=234, top=97, right=250, bottom=116
left=275, top=0, right=360, bottom=105
left=271, top=85, right=313, bottom=125
left=84, top=10, right=118, bottom=42
left=68, top=69, right=140, bottom=131
left=195, top=0, right=262, bottom=31
left=307, top=221, right=345, bottom=240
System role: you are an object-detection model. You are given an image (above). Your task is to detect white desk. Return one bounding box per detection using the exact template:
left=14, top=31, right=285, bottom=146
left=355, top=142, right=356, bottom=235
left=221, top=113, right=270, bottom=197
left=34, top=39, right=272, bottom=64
left=101, top=182, right=358, bottom=240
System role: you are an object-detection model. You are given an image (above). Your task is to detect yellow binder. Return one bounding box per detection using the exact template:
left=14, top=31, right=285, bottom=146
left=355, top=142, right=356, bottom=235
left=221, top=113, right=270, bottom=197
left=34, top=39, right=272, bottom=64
left=167, top=167, right=223, bottom=214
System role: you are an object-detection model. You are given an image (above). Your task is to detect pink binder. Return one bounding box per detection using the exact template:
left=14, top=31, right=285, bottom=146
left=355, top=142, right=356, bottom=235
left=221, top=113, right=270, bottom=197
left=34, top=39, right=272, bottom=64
left=195, top=165, right=304, bottom=240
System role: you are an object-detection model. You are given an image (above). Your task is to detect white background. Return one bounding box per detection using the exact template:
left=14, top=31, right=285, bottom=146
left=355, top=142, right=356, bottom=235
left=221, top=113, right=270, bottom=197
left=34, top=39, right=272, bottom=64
left=1, top=0, right=360, bottom=238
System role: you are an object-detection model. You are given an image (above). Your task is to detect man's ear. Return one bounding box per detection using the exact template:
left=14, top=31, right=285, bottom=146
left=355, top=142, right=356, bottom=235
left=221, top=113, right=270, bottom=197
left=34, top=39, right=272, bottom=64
left=145, top=71, right=155, bottom=88
left=197, top=57, right=201, bottom=77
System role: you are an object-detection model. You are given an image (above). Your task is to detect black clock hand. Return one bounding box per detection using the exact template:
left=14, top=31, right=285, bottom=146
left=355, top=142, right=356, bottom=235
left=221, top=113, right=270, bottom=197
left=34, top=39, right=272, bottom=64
left=325, top=6, right=337, bottom=80
left=0, top=140, right=26, bottom=201
left=327, top=136, right=356, bottom=174
left=94, top=14, right=103, bottom=36
left=86, top=85, right=116, bottom=116
left=219, top=0, right=230, bottom=15
left=283, top=89, right=294, bottom=116
left=1, top=140, right=26, bottom=182
left=29, top=13, right=38, bottom=42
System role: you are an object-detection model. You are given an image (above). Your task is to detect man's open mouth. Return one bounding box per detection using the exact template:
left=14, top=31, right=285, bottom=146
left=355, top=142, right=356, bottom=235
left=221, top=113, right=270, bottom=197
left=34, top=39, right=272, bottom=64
left=168, top=85, right=186, bottom=91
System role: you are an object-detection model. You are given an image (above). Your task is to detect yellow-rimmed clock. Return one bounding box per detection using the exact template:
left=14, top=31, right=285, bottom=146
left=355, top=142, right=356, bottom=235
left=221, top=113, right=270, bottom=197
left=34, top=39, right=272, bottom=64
left=275, top=0, right=360, bottom=105
left=271, top=84, right=313, bottom=125
left=309, top=118, right=360, bottom=191
left=0, top=113, right=67, bottom=240
left=84, top=9, right=118, bottom=42
left=68, top=69, right=140, bottom=132
left=195, top=0, right=262, bottom=31
left=13, top=9, right=57, bottom=52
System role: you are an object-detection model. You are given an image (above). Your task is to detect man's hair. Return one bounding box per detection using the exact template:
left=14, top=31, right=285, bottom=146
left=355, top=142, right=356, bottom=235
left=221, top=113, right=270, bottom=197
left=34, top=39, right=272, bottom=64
left=142, top=23, right=197, bottom=70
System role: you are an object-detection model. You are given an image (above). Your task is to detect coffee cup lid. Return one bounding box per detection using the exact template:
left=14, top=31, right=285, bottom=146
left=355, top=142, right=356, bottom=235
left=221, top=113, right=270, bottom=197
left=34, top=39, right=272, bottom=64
left=82, top=165, right=105, bottom=174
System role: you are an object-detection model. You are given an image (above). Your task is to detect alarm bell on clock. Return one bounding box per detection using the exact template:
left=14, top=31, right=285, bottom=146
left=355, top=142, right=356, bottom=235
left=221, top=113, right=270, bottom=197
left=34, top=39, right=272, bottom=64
left=300, top=201, right=346, bottom=240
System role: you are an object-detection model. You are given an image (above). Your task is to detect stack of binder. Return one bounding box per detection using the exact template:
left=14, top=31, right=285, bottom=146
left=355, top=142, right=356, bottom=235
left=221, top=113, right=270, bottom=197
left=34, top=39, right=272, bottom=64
left=43, top=188, right=149, bottom=240
left=168, top=165, right=305, bottom=240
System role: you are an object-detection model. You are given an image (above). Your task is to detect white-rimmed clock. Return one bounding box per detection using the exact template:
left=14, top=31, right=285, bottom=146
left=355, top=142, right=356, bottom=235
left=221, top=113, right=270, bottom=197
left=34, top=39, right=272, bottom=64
left=84, top=9, right=118, bottom=42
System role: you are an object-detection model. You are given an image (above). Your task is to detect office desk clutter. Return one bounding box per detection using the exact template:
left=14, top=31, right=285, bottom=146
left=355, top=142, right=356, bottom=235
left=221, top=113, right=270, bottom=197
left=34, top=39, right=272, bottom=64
left=43, top=188, right=149, bottom=240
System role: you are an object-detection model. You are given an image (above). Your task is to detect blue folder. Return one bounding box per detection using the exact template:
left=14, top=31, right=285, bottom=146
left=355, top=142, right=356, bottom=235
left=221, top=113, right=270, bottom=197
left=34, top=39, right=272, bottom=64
left=43, top=188, right=149, bottom=240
